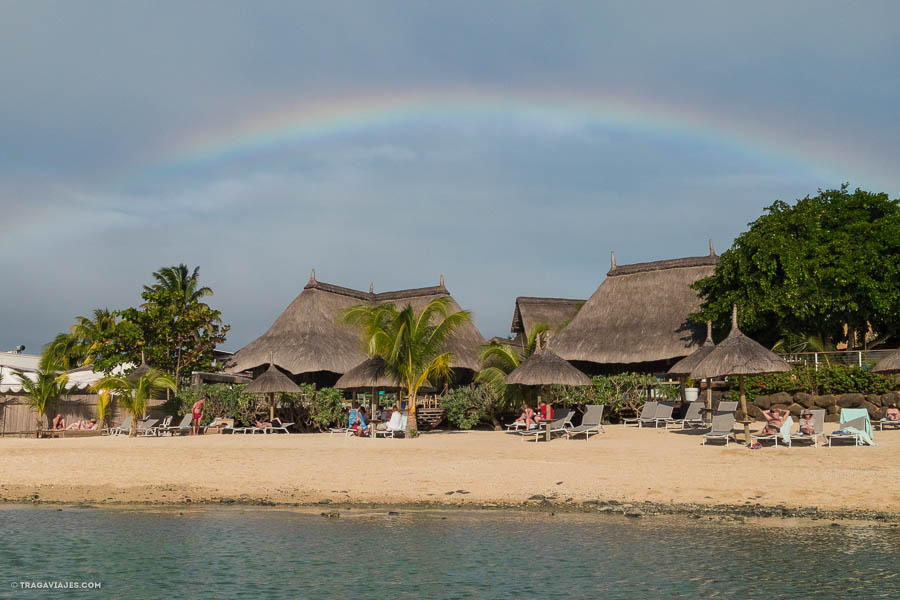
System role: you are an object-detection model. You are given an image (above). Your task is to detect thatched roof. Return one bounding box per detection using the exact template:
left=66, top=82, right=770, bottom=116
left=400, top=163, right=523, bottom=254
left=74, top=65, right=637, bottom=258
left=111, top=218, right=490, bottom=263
left=228, top=271, right=485, bottom=376
left=668, top=321, right=716, bottom=376
left=335, top=357, right=401, bottom=389
left=873, top=349, right=900, bottom=374
left=244, top=363, right=302, bottom=394
left=550, top=244, right=719, bottom=367
left=690, top=306, right=791, bottom=379
left=506, top=345, right=592, bottom=387
left=125, top=360, right=151, bottom=384
left=510, top=297, right=584, bottom=338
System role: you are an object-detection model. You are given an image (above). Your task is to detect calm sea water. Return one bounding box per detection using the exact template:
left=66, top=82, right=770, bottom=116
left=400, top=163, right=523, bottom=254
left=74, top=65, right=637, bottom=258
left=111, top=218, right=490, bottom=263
left=0, top=506, right=897, bottom=599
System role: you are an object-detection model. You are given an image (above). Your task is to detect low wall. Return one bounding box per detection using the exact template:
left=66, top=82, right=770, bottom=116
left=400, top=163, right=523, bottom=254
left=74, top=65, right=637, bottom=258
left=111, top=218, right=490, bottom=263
left=704, top=390, right=899, bottom=423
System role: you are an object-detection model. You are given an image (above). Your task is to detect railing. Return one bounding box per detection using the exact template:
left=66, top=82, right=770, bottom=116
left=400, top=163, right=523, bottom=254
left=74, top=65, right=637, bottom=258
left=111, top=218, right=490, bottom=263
left=778, top=349, right=895, bottom=370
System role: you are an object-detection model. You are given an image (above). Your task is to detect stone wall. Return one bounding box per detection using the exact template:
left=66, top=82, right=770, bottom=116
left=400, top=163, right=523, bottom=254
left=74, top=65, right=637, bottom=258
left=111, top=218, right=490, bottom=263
left=702, top=390, right=899, bottom=423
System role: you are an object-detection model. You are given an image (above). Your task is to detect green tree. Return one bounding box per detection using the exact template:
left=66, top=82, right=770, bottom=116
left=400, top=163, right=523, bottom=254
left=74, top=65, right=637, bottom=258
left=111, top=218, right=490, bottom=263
left=42, top=309, right=120, bottom=371
left=341, top=297, right=472, bottom=433
left=14, top=365, right=69, bottom=434
left=475, top=324, right=549, bottom=429
left=692, top=185, right=900, bottom=348
left=143, top=263, right=213, bottom=312
left=93, top=368, right=175, bottom=438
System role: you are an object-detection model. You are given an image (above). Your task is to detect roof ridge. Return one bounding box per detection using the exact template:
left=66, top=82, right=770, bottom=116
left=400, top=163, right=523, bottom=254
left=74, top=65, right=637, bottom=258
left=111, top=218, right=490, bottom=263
left=374, top=285, right=449, bottom=301
left=303, top=280, right=372, bottom=300
left=607, top=254, right=719, bottom=276
left=515, top=296, right=584, bottom=304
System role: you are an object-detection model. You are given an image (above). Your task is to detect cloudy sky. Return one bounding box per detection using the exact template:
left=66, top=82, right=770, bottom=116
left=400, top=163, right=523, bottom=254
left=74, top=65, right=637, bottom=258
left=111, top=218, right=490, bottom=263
left=3, top=1, right=899, bottom=353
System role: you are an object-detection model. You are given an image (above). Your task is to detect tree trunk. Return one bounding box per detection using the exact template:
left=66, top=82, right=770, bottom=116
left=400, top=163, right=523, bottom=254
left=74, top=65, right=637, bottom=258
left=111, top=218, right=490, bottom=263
left=407, top=389, right=418, bottom=434
left=490, top=413, right=502, bottom=431
left=129, top=413, right=138, bottom=438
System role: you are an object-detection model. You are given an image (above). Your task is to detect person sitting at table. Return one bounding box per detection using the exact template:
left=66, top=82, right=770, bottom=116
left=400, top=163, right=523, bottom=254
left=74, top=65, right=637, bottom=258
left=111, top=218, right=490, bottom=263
left=761, top=408, right=789, bottom=436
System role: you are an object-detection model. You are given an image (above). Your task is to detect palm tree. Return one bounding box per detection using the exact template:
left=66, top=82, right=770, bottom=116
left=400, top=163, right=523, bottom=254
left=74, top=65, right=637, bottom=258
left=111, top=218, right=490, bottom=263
left=14, top=366, right=69, bottom=435
left=93, top=369, right=175, bottom=438
left=42, top=332, right=87, bottom=371
left=476, top=324, right=549, bottom=420
left=71, top=308, right=118, bottom=364
left=342, top=297, right=472, bottom=433
left=144, top=264, right=213, bottom=314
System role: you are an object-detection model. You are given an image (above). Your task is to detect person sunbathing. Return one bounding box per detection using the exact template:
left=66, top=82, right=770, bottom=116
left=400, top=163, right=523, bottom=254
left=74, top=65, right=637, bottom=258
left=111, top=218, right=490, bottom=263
left=798, top=411, right=815, bottom=436
left=52, top=414, right=66, bottom=430
left=885, top=407, right=900, bottom=423
left=761, top=408, right=789, bottom=435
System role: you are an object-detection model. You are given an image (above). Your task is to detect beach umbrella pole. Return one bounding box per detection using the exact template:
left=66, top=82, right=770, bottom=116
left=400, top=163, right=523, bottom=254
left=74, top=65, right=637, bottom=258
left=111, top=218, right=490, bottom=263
left=739, top=375, right=750, bottom=444
left=705, top=378, right=712, bottom=424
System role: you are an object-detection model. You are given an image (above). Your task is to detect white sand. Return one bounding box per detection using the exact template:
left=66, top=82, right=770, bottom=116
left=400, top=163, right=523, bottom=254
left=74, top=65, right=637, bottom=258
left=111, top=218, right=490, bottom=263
left=0, top=425, right=896, bottom=511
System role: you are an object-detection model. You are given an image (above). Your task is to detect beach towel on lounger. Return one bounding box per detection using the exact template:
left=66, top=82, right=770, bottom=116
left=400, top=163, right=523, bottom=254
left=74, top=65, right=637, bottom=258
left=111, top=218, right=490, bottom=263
left=780, top=416, right=794, bottom=445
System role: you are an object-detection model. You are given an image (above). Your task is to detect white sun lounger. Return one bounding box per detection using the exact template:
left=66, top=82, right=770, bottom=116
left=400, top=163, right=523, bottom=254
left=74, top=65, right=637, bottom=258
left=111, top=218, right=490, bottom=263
left=649, top=402, right=675, bottom=428
left=374, top=412, right=407, bottom=438
left=790, top=409, right=825, bottom=447
left=622, top=401, right=658, bottom=427
left=665, top=401, right=705, bottom=430
left=564, top=404, right=605, bottom=440
left=703, top=413, right=736, bottom=446
left=162, top=413, right=194, bottom=435
left=517, top=409, right=573, bottom=442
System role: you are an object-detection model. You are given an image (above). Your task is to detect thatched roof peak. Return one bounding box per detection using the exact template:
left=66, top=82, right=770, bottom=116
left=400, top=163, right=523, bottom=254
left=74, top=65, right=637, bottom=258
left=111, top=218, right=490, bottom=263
left=244, top=362, right=302, bottom=394
left=690, top=306, right=791, bottom=379
left=551, top=247, right=719, bottom=367
left=229, top=273, right=484, bottom=376
left=506, top=344, right=592, bottom=387
left=668, top=321, right=716, bottom=376
left=510, top=296, right=585, bottom=337
left=873, top=349, right=900, bottom=373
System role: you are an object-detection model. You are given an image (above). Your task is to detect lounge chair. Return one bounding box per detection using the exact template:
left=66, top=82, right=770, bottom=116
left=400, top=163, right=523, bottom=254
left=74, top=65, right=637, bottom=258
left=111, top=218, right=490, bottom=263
left=329, top=426, right=350, bottom=435
left=751, top=416, right=794, bottom=447
left=874, top=412, right=900, bottom=431
left=826, top=408, right=875, bottom=446
left=790, top=409, right=825, bottom=447
left=136, top=418, right=159, bottom=436
left=564, top=404, right=605, bottom=440
left=622, top=401, right=658, bottom=427
left=649, top=402, right=675, bottom=428
left=374, top=412, right=407, bottom=438
left=517, top=409, right=573, bottom=442
left=702, top=413, right=736, bottom=446
left=151, top=416, right=172, bottom=436
left=108, top=416, right=132, bottom=435
left=665, top=401, right=705, bottom=430
left=261, top=420, right=294, bottom=434
left=716, top=401, right=738, bottom=414
left=162, top=414, right=194, bottom=436
left=505, top=418, right=528, bottom=431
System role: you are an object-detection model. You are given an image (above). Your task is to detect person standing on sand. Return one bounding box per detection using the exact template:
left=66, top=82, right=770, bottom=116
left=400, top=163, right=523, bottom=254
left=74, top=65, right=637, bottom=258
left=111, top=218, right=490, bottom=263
left=191, top=397, right=206, bottom=435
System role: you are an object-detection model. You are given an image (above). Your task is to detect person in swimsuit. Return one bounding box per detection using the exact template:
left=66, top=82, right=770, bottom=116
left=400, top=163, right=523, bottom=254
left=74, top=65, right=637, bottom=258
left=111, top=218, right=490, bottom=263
left=191, top=397, right=206, bottom=435
left=798, top=411, right=815, bottom=436
left=52, top=414, right=66, bottom=430
left=761, top=408, right=788, bottom=436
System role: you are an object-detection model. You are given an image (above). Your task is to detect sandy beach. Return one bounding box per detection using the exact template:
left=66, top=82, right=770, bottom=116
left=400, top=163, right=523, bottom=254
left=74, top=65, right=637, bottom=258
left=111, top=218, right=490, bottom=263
left=1, top=425, right=897, bottom=514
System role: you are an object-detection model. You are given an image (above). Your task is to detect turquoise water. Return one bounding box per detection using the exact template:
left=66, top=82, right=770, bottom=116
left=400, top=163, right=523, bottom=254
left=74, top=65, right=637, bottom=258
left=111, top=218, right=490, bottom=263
left=0, top=506, right=898, bottom=599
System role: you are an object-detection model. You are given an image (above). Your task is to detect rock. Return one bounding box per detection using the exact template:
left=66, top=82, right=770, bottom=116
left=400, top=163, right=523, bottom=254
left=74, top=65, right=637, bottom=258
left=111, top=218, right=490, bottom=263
left=788, top=403, right=805, bottom=417
left=862, top=401, right=880, bottom=419
left=455, top=490, right=470, bottom=495
left=528, top=494, right=547, bottom=501
left=814, top=394, right=835, bottom=409
left=881, top=392, right=900, bottom=408
left=770, top=391, right=792, bottom=407
left=866, top=394, right=884, bottom=407
left=220, top=497, right=235, bottom=504
left=624, top=509, right=643, bottom=518
left=387, top=511, right=400, bottom=516
left=794, top=392, right=815, bottom=408
left=826, top=404, right=839, bottom=414
left=318, top=499, right=333, bottom=504
left=746, top=404, right=764, bottom=420
left=320, top=511, right=340, bottom=518
left=824, top=414, right=841, bottom=423
left=754, top=394, right=774, bottom=410
left=837, top=393, right=865, bottom=408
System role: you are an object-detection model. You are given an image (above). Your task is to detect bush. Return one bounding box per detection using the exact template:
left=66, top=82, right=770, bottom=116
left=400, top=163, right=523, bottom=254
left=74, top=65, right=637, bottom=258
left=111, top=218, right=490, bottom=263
left=730, top=364, right=898, bottom=401
left=440, top=386, right=484, bottom=430
left=168, top=384, right=262, bottom=426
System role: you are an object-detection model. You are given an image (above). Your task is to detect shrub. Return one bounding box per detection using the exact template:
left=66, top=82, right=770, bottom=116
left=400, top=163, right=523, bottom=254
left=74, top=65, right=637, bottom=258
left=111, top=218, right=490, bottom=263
left=440, top=386, right=484, bottom=430
left=729, top=364, right=898, bottom=401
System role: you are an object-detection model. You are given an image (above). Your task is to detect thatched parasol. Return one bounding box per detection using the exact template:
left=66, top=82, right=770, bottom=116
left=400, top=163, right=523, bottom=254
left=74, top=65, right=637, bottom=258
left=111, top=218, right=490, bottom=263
left=873, top=349, right=900, bottom=374
left=690, top=305, right=791, bottom=444
left=506, top=336, right=591, bottom=441
left=335, top=357, right=400, bottom=389
left=669, top=321, right=716, bottom=419
left=244, top=362, right=302, bottom=420
left=125, top=352, right=151, bottom=384
left=506, top=344, right=592, bottom=387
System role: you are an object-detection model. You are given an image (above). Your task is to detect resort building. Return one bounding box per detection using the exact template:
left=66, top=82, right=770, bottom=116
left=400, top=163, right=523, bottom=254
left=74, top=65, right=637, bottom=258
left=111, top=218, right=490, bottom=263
left=550, top=244, right=719, bottom=374
left=505, top=296, right=585, bottom=349
left=227, top=270, right=486, bottom=387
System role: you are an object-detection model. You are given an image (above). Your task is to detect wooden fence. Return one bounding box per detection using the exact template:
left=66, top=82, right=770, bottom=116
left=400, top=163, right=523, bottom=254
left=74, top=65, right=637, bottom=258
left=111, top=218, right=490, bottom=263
left=0, top=392, right=169, bottom=436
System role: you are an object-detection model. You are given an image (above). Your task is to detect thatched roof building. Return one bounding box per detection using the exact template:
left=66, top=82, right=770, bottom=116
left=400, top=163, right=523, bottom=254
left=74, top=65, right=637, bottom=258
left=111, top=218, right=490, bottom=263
left=510, top=297, right=585, bottom=339
left=550, top=244, right=719, bottom=373
left=228, top=271, right=485, bottom=385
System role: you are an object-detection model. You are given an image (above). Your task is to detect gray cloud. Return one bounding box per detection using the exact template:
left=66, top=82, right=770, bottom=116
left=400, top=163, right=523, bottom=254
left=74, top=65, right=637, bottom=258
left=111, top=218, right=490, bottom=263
left=1, top=1, right=898, bottom=352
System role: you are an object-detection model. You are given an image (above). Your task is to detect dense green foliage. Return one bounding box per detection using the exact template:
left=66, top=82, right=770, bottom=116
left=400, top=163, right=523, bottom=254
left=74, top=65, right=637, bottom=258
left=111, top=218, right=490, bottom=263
left=13, top=366, right=69, bottom=431
left=440, top=386, right=486, bottom=430
left=729, top=364, right=899, bottom=401
left=692, top=186, right=900, bottom=348
left=42, top=264, right=229, bottom=391
left=170, top=383, right=346, bottom=430
left=341, top=297, right=472, bottom=431
left=476, top=326, right=549, bottom=427
left=94, top=368, right=176, bottom=437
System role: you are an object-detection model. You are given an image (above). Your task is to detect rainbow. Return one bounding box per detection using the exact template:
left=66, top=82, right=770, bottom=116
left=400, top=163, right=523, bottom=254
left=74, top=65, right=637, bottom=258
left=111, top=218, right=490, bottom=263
left=142, top=87, right=886, bottom=187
